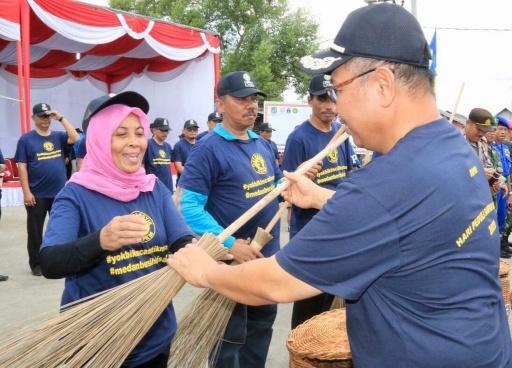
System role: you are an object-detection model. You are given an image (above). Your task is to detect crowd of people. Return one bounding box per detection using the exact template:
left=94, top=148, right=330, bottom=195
left=0, top=2, right=511, bottom=368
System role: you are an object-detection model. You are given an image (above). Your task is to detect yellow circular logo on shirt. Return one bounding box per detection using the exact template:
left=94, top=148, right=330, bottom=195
left=251, top=153, right=267, bottom=175
left=327, top=149, right=338, bottom=164
left=131, top=211, right=155, bottom=243
left=158, top=149, right=166, bottom=158
left=43, top=141, right=54, bottom=152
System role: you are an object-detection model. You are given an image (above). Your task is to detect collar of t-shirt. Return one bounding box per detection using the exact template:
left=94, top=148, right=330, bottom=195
left=213, top=124, right=259, bottom=141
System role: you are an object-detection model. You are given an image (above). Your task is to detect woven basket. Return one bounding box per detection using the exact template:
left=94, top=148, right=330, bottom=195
left=287, top=309, right=352, bottom=368
left=499, top=261, right=510, bottom=315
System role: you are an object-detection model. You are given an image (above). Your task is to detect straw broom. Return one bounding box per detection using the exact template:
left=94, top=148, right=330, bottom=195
left=169, top=202, right=289, bottom=368
left=168, top=128, right=349, bottom=368
left=0, top=128, right=348, bottom=368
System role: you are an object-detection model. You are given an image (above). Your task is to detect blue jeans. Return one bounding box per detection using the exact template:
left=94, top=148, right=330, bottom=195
left=212, top=303, right=277, bottom=368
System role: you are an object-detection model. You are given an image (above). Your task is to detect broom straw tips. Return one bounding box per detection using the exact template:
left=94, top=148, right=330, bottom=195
left=0, top=232, right=226, bottom=368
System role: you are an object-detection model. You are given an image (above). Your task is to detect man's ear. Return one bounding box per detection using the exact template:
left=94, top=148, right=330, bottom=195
left=373, top=67, right=396, bottom=108
left=215, top=96, right=225, bottom=114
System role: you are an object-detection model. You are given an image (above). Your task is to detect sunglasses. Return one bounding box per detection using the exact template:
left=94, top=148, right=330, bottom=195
left=327, top=68, right=377, bottom=102
left=185, top=127, right=198, bottom=131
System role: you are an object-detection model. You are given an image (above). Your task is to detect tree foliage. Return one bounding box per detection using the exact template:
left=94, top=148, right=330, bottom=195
left=109, top=0, right=319, bottom=99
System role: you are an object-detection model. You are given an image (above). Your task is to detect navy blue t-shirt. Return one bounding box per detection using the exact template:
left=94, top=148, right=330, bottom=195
left=179, top=126, right=282, bottom=256
left=197, top=131, right=210, bottom=141
left=15, top=130, right=68, bottom=197
left=264, top=138, right=279, bottom=161
left=277, top=119, right=512, bottom=367
left=42, top=181, right=191, bottom=367
left=75, top=136, right=87, bottom=159
left=283, top=120, right=359, bottom=235
left=172, top=139, right=195, bottom=165
left=144, top=138, right=174, bottom=193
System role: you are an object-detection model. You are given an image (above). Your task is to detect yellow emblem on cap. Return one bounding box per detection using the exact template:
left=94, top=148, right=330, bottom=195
left=251, top=153, right=267, bottom=175
left=131, top=211, right=155, bottom=243
left=158, top=149, right=166, bottom=158
left=327, top=149, right=338, bottom=164
left=43, top=141, right=54, bottom=152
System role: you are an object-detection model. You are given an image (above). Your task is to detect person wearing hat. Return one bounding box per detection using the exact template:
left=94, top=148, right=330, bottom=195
left=144, top=118, right=174, bottom=193
left=177, top=71, right=281, bottom=367
left=75, top=95, right=112, bottom=171
left=14, top=102, right=80, bottom=276
left=282, top=74, right=359, bottom=328
left=172, top=119, right=199, bottom=180
left=168, top=4, right=511, bottom=367
left=197, top=112, right=222, bottom=141
left=39, top=91, right=194, bottom=367
left=493, top=116, right=512, bottom=257
left=464, top=108, right=497, bottom=169
left=258, top=122, right=280, bottom=165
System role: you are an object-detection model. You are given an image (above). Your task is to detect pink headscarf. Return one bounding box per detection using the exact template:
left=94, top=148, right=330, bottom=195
left=69, top=104, right=156, bottom=202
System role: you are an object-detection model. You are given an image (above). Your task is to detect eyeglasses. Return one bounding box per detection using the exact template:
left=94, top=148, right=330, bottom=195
left=185, top=127, right=198, bottom=131
left=327, top=68, right=376, bottom=102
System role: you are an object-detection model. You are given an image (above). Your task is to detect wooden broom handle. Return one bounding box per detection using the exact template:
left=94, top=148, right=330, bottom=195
left=217, top=127, right=349, bottom=243
left=264, top=202, right=289, bottom=233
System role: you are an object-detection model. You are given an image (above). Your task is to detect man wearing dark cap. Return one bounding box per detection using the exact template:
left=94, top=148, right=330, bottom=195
left=283, top=73, right=359, bottom=328
left=177, top=71, right=281, bottom=367
left=168, top=4, right=512, bottom=368
left=197, top=112, right=222, bottom=141
left=258, top=123, right=279, bottom=165
left=172, top=119, right=198, bottom=180
left=465, top=107, right=496, bottom=168
left=15, top=102, right=80, bottom=276
left=144, top=118, right=174, bottom=193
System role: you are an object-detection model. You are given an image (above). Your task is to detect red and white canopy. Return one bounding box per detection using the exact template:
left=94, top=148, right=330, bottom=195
left=0, top=0, right=221, bottom=156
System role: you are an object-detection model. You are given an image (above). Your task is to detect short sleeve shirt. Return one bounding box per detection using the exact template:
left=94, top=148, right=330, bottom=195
left=179, top=125, right=282, bottom=256
left=75, top=136, right=87, bottom=159
left=282, top=120, right=358, bottom=234
left=171, top=139, right=194, bottom=165
left=144, top=138, right=174, bottom=192
left=277, top=119, right=511, bottom=367
left=14, top=130, right=68, bottom=197
left=42, top=181, right=191, bottom=366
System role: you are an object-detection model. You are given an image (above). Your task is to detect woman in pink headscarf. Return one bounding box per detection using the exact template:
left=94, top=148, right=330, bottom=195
left=40, top=92, right=193, bottom=368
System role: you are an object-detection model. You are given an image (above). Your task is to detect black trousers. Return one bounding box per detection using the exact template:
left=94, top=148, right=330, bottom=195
left=291, top=293, right=334, bottom=329
left=122, top=349, right=170, bottom=368
left=25, top=197, right=54, bottom=270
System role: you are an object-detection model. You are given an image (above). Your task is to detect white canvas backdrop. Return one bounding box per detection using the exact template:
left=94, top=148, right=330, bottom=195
left=0, top=52, right=214, bottom=156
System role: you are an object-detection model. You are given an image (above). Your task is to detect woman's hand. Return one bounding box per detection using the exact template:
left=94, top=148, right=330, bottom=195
left=100, top=214, right=148, bottom=251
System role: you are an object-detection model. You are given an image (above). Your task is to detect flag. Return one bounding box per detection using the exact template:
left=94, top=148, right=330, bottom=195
left=429, top=30, right=437, bottom=74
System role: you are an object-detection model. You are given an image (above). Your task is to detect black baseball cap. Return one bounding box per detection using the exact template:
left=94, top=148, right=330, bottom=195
left=208, top=112, right=223, bottom=122
left=150, top=117, right=170, bottom=131
left=217, top=71, right=267, bottom=98
left=184, top=119, right=199, bottom=129
left=309, top=74, right=333, bottom=95
left=87, top=91, right=150, bottom=121
left=299, top=3, right=431, bottom=75
left=259, top=123, right=275, bottom=132
left=81, top=95, right=110, bottom=132
left=32, top=103, right=51, bottom=117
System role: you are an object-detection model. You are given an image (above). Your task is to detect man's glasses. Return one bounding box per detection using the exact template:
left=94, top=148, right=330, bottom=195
left=327, top=68, right=376, bottom=102
left=186, top=127, right=198, bottom=131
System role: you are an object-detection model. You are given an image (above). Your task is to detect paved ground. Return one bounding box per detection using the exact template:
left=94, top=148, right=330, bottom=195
left=0, top=205, right=292, bottom=367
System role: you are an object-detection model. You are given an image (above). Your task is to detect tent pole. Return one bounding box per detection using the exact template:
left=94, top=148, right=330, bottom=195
left=21, top=0, right=31, bottom=132
left=16, top=41, right=26, bottom=133
left=213, top=53, right=220, bottom=98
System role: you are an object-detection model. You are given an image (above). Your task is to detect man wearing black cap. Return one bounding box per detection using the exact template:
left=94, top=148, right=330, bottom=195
left=15, top=102, right=80, bottom=276
left=168, top=4, right=512, bottom=367
left=144, top=118, right=174, bottom=193
left=172, top=119, right=198, bottom=180
left=258, top=123, right=279, bottom=165
left=465, top=107, right=496, bottom=169
left=197, top=112, right=222, bottom=141
left=283, top=74, right=359, bottom=328
left=177, top=71, right=281, bottom=367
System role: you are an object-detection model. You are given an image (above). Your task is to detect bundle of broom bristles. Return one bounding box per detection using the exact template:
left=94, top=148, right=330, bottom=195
left=0, top=128, right=348, bottom=368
